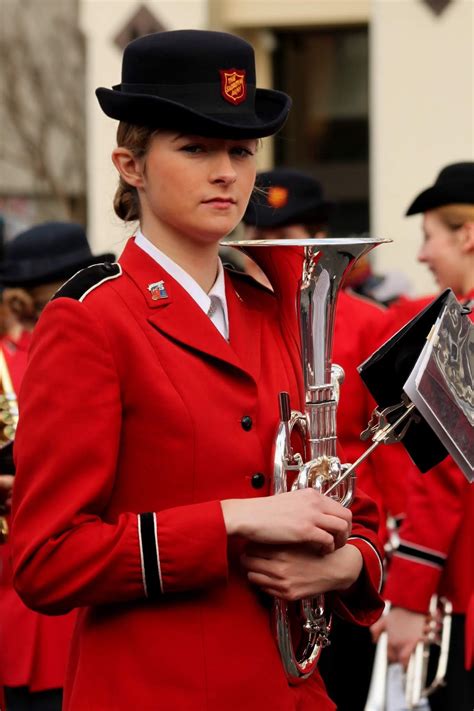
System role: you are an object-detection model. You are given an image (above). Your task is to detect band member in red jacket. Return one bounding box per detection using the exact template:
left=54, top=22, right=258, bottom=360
left=242, top=168, right=416, bottom=710
left=375, top=162, right=474, bottom=711
left=10, top=31, right=384, bottom=711
left=0, top=221, right=114, bottom=711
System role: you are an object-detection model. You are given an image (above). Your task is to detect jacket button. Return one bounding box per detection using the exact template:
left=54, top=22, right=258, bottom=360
left=251, top=472, right=265, bottom=489
left=241, top=415, right=253, bottom=431
left=103, top=261, right=115, bottom=272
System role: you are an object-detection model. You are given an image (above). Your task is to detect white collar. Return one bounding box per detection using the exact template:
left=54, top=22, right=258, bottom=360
left=134, top=230, right=229, bottom=338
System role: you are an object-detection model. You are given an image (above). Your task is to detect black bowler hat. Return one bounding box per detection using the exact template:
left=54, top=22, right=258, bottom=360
left=243, top=168, right=331, bottom=229
left=0, top=222, right=115, bottom=288
left=406, top=162, right=474, bottom=216
left=96, top=30, right=291, bottom=139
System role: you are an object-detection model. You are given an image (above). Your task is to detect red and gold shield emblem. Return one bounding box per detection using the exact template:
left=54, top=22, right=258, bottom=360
left=219, top=69, right=247, bottom=105
left=267, top=186, right=289, bottom=209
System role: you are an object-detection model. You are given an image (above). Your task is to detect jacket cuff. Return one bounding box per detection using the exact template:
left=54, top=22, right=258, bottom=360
left=383, top=550, right=443, bottom=613
left=331, top=536, right=384, bottom=626
left=139, top=500, right=228, bottom=597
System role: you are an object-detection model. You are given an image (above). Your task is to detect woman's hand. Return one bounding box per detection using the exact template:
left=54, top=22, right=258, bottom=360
left=379, top=607, right=426, bottom=667
left=0, top=474, right=14, bottom=512
left=240, top=542, right=363, bottom=600
left=221, top=488, right=352, bottom=554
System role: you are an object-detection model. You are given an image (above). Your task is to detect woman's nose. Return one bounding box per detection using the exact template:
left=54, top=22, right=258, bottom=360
left=417, top=244, right=427, bottom=263
left=210, top=152, right=237, bottom=185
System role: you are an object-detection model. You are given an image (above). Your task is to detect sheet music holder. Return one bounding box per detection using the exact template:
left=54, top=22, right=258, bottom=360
left=358, top=289, right=474, bottom=481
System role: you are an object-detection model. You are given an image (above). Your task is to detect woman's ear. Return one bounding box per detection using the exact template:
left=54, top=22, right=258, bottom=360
left=111, top=148, right=145, bottom=188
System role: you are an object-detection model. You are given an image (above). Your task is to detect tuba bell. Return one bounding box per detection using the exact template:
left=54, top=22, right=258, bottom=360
left=223, top=236, right=394, bottom=683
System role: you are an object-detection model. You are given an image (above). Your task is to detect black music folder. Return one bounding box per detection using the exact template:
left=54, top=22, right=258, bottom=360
left=358, top=290, right=474, bottom=481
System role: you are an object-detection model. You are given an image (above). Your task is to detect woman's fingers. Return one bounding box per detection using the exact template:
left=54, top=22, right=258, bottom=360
left=242, top=544, right=363, bottom=601
left=222, top=488, right=352, bottom=547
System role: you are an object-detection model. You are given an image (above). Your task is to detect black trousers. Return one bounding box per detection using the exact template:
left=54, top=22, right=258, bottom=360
left=4, top=687, right=62, bottom=711
left=428, top=614, right=474, bottom=711
left=318, top=616, right=375, bottom=711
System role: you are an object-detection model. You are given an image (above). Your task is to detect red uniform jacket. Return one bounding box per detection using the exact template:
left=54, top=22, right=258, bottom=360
left=0, top=331, right=77, bottom=691
left=334, top=291, right=417, bottom=532
left=382, top=291, right=474, bottom=668
left=11, top=239, right=383, bottom=710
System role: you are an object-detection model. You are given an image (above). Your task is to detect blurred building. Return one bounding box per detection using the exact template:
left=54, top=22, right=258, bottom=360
left=0, top=0, right=86, bottom=242
left=2, top=1, right=472, bottom=295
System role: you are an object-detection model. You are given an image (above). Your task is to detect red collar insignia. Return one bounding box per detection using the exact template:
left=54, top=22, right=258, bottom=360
left=267, top=186, right=289, bottom=208
left=219, top=69, right=247, bottom=105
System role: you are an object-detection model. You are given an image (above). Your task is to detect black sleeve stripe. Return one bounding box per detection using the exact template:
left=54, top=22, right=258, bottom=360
left=138, top=513, right=163, bottom=598
left=394, top=542, right=446, bottom=569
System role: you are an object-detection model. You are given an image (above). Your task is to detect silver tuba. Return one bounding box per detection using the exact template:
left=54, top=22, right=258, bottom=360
left=223, top=236, right=390, bottom=683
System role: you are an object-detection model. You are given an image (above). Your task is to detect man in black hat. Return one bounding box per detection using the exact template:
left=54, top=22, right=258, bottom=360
left=0, top=220, right=113, bottom=711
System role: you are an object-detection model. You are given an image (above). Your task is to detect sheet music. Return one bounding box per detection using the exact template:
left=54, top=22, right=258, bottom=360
left=403, top=293, right=474, bottom=482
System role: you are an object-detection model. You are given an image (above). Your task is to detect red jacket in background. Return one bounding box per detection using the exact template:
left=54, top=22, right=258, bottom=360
left=0, top=330, right=77, bottom=692
left=382, top=291, right=474, bottom=668
left=334, top=291, right=418, bottom=534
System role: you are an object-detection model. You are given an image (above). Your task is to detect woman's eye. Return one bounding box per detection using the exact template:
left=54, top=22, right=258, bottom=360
left=230, top=146, right=254, bottom=158
left=181, top=144, right=204, bottom=154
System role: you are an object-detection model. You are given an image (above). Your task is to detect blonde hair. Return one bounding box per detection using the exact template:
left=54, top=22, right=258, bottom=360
left=113, top=123, right=159, bottom=222
left=436, top=204, right=474, bottom=231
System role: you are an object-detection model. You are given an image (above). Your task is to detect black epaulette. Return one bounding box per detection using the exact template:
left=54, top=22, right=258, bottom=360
left=224, top=264, right=274, bottom=296
left=52, top=262, right=122, bottom=302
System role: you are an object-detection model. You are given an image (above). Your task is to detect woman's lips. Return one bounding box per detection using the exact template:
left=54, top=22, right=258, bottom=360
left=202, top=197, right=236, bottom=209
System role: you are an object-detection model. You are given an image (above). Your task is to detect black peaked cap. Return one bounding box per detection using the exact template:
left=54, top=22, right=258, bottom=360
left=1, top=222, right=114, bottom=288
left=243, top=168, right=331, bottom=229
left=406, top=162, right=474, bottom=215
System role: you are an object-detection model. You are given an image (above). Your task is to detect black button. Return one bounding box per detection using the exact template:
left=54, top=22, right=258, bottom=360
left=251, top=472, right=265, bottom=489
left=241, top=415, right=253, bottom=431
left=103, top=262, right=115, bottom=272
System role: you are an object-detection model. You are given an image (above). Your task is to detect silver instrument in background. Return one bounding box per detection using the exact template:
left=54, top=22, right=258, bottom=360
left=0, top=348, right=19, bottom=543
left=223, top=237, right=396, bottom=683
left=365, top=596, right=453, bottom=710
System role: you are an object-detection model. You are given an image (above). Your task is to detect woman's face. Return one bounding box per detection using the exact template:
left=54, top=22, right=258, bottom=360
left=137, top=132, right=257, bottom=248
left=418, top=210, right=465, bottom=292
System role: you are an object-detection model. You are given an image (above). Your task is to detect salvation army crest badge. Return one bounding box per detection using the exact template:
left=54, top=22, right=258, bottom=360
left=219, top=69, right=247, bottom=105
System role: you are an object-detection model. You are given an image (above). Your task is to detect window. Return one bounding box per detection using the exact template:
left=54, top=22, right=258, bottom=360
left=273, top=27, right=369, bottom=234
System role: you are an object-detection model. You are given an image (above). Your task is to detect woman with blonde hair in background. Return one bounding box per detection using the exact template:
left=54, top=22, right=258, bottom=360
left=374, top=162, right=474, bottom=711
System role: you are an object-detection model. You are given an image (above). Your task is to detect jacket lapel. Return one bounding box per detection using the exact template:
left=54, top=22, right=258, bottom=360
left=119, top=239, right=261, bottom=380
left=225, top=271, right=262, bottom=383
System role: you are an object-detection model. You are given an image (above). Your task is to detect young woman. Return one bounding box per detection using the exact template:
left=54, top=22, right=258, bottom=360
left=375, top=162, right=474, bottom=711
left=10, top=30, right=384, bottom=711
